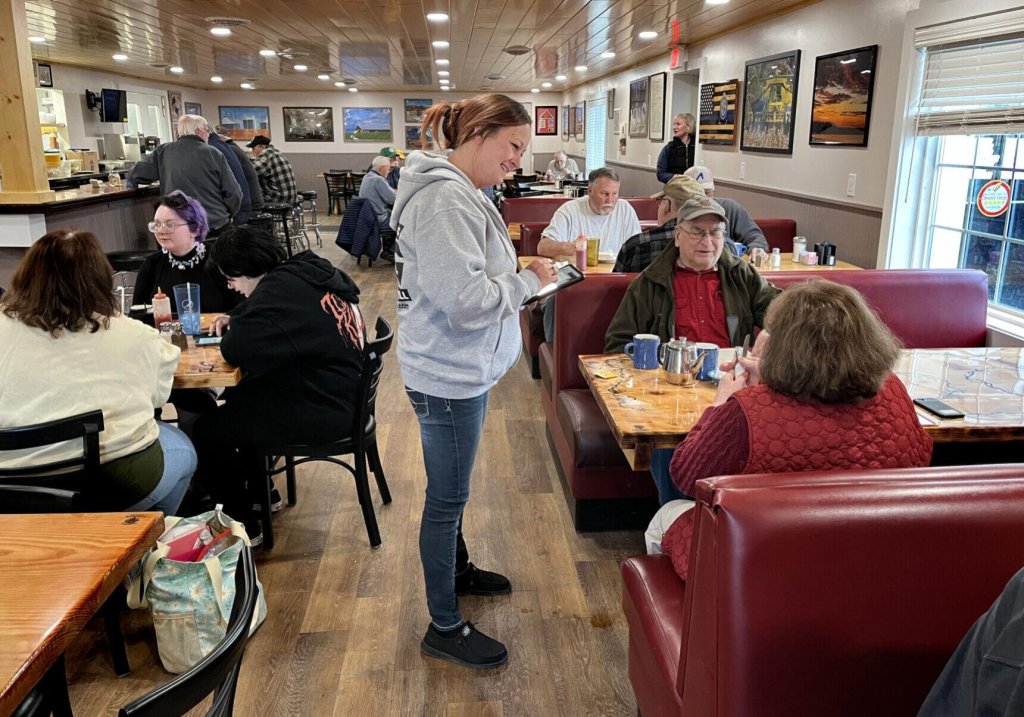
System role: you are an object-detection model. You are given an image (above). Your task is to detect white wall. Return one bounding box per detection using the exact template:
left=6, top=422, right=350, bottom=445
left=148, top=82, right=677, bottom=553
left=565, top=0, right=919, bottom=209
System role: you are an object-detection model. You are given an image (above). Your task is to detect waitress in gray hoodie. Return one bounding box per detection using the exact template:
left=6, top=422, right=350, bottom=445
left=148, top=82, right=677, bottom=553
left=391, top=94, right=556, bottom=669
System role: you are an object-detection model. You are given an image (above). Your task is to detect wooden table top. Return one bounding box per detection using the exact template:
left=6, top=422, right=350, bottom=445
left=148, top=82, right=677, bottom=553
left=172, top=313, right=241, bottom=389
left=753, top=253, right=861, bottom=271
left=580, top=347, right=1024, bottom=470
left=0, top=512, right=163, bottom=716
left=519, top=255, right=618, bottom=274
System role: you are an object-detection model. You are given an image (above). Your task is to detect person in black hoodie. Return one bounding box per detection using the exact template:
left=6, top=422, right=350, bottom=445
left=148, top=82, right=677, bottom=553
left=192, top=225, right=365, bottom=543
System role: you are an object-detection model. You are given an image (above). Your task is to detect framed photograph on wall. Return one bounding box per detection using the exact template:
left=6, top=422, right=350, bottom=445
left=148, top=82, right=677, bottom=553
left=168, top=91, right=183, bottom=139
left=809, top=45, right=878, bottom=147
left=698, top=79, right=739, bottom=145
left=36, top=62, right=53, bottom=88
left=648, top=72, right=667, bottom=142
left=568, top=106, right=576, bottom=139
left=184, top=102, right=202, bottom=116
left=342, top=107, right=393, bottom=142
left=535, top=105, right=557, bottom=135
left=283, top=107, right=334, bottom=142
left=218, top=106, right=271, bottom=142
left=562, top=105, right=570, bottom=141
left=404, top=99, right=432, bottom=123
left=575, top=102, right=585, bottom=141
left=405, top=126, right=426, bottom=150
left=628, top=77, right=649, bottom=138
left=741, top=49, right=801, bottom=154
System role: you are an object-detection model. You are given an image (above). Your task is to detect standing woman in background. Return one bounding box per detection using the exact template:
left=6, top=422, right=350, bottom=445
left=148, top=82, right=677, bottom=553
left=391, top=93, right=556, bottom=669
left=656, top=112, right=697, bottom=183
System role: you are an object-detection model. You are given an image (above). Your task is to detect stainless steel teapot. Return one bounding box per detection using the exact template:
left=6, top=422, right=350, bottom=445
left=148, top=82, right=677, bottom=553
left=658, top=337, right=700, bottom=386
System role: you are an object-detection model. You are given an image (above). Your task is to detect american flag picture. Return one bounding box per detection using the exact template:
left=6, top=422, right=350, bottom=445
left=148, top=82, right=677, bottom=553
left=698, top=79, right=739, bottom=145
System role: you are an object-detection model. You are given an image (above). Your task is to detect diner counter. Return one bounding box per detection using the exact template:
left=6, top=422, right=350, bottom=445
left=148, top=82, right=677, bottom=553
left=0, top=183, right=159, bottom=214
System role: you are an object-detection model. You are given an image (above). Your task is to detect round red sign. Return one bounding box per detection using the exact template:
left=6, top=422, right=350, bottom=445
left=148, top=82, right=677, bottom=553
left=976, top=179, right=1011, bottom=218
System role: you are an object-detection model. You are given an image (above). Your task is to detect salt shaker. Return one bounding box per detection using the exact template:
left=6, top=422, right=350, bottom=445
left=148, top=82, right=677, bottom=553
left=771, top=247, right=781, bottom=268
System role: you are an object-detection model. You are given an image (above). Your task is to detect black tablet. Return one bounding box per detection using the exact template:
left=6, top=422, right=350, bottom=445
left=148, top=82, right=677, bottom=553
left=522, top=262, right=586, bottom=306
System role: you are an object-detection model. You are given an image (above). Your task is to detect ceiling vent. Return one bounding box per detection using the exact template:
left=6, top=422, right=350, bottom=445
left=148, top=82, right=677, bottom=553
left=149, top=63, right=169, bottom=69
left=503, top=45, right=531, bottom=56
left=486, top=73, right=504, bottom=81
left=342, top=77, right=357, bottom=85
left=205, top=16, right=251, bottom=28
left=277, top=49, right=309, bottom=60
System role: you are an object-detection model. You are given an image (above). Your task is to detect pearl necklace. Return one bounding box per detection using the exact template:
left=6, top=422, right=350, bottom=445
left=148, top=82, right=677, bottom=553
left=165, top=242, right=206, bottom=270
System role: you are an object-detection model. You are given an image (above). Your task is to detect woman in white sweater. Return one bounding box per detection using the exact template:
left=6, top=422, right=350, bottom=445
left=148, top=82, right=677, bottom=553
left=0, top=230, right=195, bottom=513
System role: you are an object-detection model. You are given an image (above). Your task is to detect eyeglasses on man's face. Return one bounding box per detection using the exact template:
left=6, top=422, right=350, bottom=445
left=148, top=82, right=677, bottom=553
left=679, top=224, right=725, bottom=241
left=148, top=221, right=188, bottom=233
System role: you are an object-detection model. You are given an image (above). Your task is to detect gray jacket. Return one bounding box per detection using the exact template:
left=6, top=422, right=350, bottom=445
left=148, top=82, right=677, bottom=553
left=358, top=170, right=396, bottom=226
left=130, top=135, right=242, bottom=229
left=224, top=138, right=264, bottom=211
left=392, top=151, right=541, bottom=398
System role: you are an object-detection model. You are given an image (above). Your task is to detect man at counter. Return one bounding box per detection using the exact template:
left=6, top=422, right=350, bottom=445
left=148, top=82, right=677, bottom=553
left=129, top=115, right=242, bottom=234
left=247, top=135, right=297, bottom=206
left=214, top=125, right=264, bottom=216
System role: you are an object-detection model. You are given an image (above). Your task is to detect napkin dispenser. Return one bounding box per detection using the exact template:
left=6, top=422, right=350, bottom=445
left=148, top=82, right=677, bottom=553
left=815, top=241, right=837, bottom=266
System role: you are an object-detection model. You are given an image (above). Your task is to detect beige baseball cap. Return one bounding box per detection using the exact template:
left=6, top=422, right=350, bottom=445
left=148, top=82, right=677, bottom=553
left=650, top=175, right=704, bottom=203
left=677, top=194, right=727, bottom=223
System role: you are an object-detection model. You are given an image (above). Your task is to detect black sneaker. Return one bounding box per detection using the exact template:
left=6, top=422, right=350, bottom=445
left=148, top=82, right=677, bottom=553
left=420, top=622, right=508, bottom=669
left=252, top=487, right=284, bottom=514
left=455, top=563, right=511, bottom=596
left=243, top=519, right=264, bottom=547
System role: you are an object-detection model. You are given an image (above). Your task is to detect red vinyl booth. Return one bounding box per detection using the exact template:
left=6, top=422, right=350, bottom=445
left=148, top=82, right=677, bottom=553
left=753, top=218, right=797, bottom=252
left=622, top=464, right=1024, bottom=717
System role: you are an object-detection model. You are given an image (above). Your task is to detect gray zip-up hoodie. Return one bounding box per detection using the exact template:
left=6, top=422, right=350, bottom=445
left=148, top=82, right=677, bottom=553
left=391, top=151, right=541, bottom=398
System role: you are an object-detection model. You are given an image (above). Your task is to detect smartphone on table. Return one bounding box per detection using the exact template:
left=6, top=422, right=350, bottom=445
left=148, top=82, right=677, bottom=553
left=913, top=397, right=965, bottom=420
left=195, top=335, right=222, bottom=347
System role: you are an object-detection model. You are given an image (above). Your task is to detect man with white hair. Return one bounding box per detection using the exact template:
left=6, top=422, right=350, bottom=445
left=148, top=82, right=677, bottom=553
left=359, top=155, right=397, bottom=228
left=684, top=165, right=769, bottom=253
left=130, top=114, right=242, bottom=232
left=545, top=151, right=580, bottom=181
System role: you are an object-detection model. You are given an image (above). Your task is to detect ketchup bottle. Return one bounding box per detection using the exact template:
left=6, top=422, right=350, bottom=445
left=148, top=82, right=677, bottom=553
left=574, top=235, right=587, bottom=273
left=152, top=287, right=172, bottom=328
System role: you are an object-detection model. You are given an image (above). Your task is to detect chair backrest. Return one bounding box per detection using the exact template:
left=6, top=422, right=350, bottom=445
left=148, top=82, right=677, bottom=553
left=324, top=172, right=347, bottom=193
left=0, top=409, right=104, bottom=481
left=0, top=485, right=82, bottom=513
left=679, top=465, right=1024, bottom=717
left=356, top=317, right=394, bottom=445
left=119, top=545, right=259, bottom=717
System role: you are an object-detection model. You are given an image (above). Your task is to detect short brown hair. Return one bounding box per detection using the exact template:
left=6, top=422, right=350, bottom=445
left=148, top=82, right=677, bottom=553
left=1, top=230, right=116, bottom=335
left=421, top=93, right=530, bottom=151
left=759, top=280, right=900, bottom=404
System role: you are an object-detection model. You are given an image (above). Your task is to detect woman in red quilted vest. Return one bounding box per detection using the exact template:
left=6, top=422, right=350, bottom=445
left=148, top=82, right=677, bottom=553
left=657, top=280, right=933, bottom=580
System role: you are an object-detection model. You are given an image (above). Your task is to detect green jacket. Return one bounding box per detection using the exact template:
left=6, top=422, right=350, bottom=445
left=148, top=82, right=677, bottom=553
left=604, top=243, right=780, bottom=353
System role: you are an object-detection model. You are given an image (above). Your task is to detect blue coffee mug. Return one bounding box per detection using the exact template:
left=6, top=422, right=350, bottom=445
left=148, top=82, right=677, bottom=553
left=624, top=334, right=661, bottom=370
left=694, top=343, right=720, bottom=381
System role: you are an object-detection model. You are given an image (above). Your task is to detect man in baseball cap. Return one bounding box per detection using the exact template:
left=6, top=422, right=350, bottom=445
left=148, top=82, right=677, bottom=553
left=605, top=191, right=780, bottom=504
left=247, top=135, right=297, bottom=205
left=245, top=135, right=271, bottom=148
left=372, top=147, right=405, bottom=188
left=613, top=176, right=704, bottom=272
left=683, top=165, right=768, bottom=253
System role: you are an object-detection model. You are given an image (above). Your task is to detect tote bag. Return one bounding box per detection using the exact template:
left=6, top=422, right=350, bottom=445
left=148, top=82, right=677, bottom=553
left=127, top=506, right=268, bottom=674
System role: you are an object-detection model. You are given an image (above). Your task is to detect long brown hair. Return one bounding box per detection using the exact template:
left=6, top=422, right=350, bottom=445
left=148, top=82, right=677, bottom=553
left=1, top=230, right=117, bottom=335
left=421, top=93, right=531, bottom=151
left=759, top=280, right=900, bottom=404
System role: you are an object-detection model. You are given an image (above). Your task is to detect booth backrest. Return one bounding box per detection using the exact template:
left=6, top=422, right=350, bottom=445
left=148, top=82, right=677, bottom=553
left=519, top=223, right=546, bottom=256
left=767, top=269, right=989, bottom=348
left=753, top=218, right=797, bottom=252
left=680, top=464, right=1024, bottom=716
left=626, top=197, right=659, bottom=220
left=553, top=274, right=636, bottom=392
left=502, top=197, right=571, bottom=225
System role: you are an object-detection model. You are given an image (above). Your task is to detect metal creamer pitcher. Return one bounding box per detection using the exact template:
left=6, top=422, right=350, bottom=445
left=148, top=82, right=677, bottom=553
left=659, top=337, right=698, bottom=386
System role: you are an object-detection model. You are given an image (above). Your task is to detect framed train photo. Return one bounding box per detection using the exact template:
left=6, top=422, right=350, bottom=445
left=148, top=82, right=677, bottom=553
left=741, top=50, right=800, bottom=154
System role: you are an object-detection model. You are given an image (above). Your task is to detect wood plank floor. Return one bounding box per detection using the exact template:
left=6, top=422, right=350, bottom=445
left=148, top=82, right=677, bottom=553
left=65, top=228, right=644, bottom=716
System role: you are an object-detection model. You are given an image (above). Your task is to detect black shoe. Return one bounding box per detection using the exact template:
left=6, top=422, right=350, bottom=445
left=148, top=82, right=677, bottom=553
left=420, top=622, right=508, bottom=669
left=379, top=251, right=395, bottom=264
left=243, top=519, right=264, bottom=547
left=252, top=487, right=284, bottom=514
left=454, top=563, right=511, bottom=596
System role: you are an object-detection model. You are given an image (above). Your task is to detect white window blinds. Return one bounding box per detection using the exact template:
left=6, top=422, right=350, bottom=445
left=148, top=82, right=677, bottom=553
left=585, top=99, right=606, bottom=173
left=916, top=35, right=1024, bottom=136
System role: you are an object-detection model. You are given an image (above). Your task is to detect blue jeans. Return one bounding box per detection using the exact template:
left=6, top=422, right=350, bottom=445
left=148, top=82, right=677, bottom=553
left=127, top=422, right=197, bottom=516
left=406, top=388, right=488, bottom=630
left=651, top=447, right=689, bottom=505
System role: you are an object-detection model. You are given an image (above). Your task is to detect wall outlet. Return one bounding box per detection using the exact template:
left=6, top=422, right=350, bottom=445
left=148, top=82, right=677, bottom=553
left=847, top=173, right=856, bottom=197
left=739, top=162, right=746, bottom=180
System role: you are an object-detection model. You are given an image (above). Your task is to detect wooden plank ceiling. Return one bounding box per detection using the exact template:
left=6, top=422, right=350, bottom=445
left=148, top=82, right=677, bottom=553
left=26, top=0, right=819, bottom=92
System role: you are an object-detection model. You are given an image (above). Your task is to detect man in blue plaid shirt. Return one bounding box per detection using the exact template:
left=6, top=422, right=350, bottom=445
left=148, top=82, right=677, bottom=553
left=247, top=135, right=297, bottom=205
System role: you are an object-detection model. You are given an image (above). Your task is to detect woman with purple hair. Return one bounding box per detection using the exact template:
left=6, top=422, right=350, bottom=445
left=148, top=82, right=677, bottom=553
left=133, top=191, right=241, bottom=313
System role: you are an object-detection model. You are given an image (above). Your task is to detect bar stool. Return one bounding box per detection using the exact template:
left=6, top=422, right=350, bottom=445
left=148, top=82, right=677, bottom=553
left=247, top=212, right=275, bottom=234
left=298, top=191, right=322, bottom=248
left=263, top=203, right=296, bottom=257
left=106, top=249, right=155, bottom=307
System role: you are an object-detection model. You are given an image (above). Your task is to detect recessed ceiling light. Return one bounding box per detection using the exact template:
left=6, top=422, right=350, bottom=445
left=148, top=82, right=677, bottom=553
left=348, top=87, right=358, bottom=92
left=555, top=74, right=567, bottom=81
left=112, top=53, right=128, bottom=61
left=294, top=64, right=307, bottom=71
left=426, top=12, right=449, bottom=21
left=706, top=0, right=730, bottom=4
left=531, top=88, right=540, bottom=93
left=211, top=76, right=223, bottom=83
left=575, top=65, right=588, bottom=72
left=210, top=27, right=231, bottom=36
left=318, top=73, right=330, bottom=80
left=602, top=51, right=616, bottom=58
left=432, top=40, right=450, bottom=48
left=438, top=70, right=450, bottom=77
left=542, top=82, right=552, bottom=88
left=240, top=82, right=253, bottom=89
left=441, top=86, right=450, bottom=91
left=638, top=30, right=658, bottom=39
left=435, top=59, right=449, bottom=66
left=170, top=66, right=184, bottom=74
left=335, top=81, right=346, bottom=87
left=439, top=79, right=450, bottom=85
left=29, top=36, right=46, bottom=43
left=259, top=49, right=277, bottom=57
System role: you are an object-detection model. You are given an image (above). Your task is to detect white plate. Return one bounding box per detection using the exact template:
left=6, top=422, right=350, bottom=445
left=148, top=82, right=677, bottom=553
left=598, top=252, right=616, bottom=263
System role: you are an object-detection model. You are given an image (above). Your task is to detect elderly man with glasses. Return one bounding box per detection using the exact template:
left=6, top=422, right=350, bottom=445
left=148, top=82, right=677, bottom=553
left=604, top=194, right=781, bottom=504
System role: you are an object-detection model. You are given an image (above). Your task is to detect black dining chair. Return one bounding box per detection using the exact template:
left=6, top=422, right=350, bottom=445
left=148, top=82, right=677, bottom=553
left=0, top=410, right=134, bottom=679
left=118, top=545, right=258, bottom=717
left=324, top=172, right=348, bottom=216
left=256, top=316, right=394, bottom=550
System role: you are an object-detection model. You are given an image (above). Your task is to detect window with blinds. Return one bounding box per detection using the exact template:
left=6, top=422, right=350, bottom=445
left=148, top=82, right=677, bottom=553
left=917, top=36, right=1024, bottom=136
left=585, top=99, right=606, bottom=173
